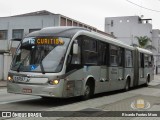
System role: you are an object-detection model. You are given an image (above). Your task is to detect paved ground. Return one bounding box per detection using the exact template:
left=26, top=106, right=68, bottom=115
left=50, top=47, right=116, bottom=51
left=0, top=80, right=7, bottom=88
left=0, top=75, right=160, bottom=120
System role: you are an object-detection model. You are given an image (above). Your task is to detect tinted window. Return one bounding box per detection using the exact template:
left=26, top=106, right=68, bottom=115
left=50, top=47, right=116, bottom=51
left=140, top=53, right=144, bottom=68
left=144, top=54, right=149, bottom=67
left=98, top=42, right=108, bottom=65
left=83, top=37, right=97, bottom=64
left=110, top=45, right=118, bottom=66
left=125, top=50, right=133, bottom=67
left=84, top=39, right=97, bottom=52
left=118, top=48, right=124, bottom=67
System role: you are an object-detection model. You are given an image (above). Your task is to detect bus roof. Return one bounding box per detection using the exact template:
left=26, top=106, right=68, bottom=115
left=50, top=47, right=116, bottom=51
left=27, top=26, right=134, bottom=50
left=136, top=47, right=153, bottom=55
left=73, top=30, right=135, bottom=50
left=26, top=26, right=89, bottom=38
left=27, top=26, right=152, bottom=53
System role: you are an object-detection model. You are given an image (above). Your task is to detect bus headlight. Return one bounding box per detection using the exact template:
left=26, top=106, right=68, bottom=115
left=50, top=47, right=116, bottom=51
left=49, top=79, right=59, bottom=85
left=7, top=76, right=13, bottom=81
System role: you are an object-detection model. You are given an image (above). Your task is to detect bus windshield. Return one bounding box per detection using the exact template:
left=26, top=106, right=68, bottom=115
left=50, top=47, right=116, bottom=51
left=11, top=37, right=70, bottom=73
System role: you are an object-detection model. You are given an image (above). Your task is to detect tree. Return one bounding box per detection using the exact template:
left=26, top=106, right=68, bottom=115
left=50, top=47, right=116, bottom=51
left=131, top=36, right=156, bottom=51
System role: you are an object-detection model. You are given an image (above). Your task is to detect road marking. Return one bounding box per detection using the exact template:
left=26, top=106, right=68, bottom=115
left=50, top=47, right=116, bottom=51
left=0, top=97, right=40, bottom=104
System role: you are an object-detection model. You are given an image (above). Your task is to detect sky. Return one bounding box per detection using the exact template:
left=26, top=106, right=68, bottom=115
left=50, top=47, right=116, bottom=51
left=0, top=0, right=160, bottom=31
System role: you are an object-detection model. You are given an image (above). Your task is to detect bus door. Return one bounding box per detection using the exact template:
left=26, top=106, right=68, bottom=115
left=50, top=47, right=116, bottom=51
left=109, top=45, right=119, bottom=90
left=139, top=53, right=145, bottom=84
left=118, top=48, right=125, bottom=89
left=98, top=42, right=110, bottom=92
left=144, top=54, right=149, bottom=80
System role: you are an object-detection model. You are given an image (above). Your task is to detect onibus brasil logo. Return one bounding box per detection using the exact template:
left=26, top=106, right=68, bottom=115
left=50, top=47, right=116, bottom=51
left=131, top=98, right=151, bottom=110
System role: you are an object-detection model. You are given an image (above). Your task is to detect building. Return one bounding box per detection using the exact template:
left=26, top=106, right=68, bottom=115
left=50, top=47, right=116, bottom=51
left=0, top=10, right=113, bottom=80
left=105, top=16, right=152, bottom=46
left=105, top=16, right=160, bottom=74
left=152, top=29, right=160, bottom=74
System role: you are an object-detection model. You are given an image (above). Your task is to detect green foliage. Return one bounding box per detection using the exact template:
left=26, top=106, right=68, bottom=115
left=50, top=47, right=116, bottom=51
left=135, top=36, right=151, bottom=48
left=134, top=36, right=156, bottom=51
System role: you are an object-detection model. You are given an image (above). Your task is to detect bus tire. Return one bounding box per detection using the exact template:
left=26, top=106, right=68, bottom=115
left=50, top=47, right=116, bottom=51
left=145, top=75, right=150, bottom=87
left=81, top=81, right=92, bottom=100
left=124, top=80, right=130, bottom=91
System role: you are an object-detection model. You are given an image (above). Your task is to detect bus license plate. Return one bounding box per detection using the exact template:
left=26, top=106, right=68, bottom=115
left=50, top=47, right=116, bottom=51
left=13, top=76, right=29, bottom=83
left=22, top=88, right=32, bottom=93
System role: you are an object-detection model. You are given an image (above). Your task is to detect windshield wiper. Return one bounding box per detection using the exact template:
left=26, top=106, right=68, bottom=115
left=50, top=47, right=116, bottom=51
left=40, top=61, right=45, bottom=74
left=17, top=62, right=22, bottom=72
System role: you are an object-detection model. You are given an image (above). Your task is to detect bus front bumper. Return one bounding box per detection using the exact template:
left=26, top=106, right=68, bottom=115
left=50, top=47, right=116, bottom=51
left=7, top=82, right=64, bottom=98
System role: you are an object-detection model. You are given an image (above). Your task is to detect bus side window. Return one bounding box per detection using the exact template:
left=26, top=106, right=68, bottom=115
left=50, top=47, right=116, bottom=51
left=125, top=50, right=133, bottom=67
left=110, top=45, right=118, bottom=66
left=148, top=55, right=153, bottom=67
left=140, top=53, right=144, bottom=68
left=118, top=48, right=124, bottom=67
left=144, top=54, right=149, bottom=68
left=82, top=37, right=98, bottom=65
left=98, top=42, right=108, bottom=65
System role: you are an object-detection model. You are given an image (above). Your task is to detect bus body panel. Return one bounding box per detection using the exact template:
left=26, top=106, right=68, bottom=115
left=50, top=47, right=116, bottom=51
left=99, top=66, right=110, bottom=92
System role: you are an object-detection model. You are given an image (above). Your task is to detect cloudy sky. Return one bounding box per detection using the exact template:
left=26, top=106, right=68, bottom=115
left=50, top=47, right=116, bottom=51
left=0, top=0, right=160, bottom=31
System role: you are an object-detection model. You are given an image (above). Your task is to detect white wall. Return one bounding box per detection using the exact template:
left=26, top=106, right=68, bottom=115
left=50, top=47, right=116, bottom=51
left=152, top=29, right=160, bottom=74
left=105, top=16, right=152, bottom=46
left=0, top=53, right=12, bottom=80
left=0, top=40, right=9, bottom=52
left=3, top=53, right=12, bottom=80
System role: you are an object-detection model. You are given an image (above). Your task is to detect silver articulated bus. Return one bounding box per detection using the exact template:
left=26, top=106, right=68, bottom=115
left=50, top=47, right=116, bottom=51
left=7, top=27, right=154, bottom=99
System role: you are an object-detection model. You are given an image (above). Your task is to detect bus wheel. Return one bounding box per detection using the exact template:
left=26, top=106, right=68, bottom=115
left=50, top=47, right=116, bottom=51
left=124, top=80, right=130, bottom=91
left=145, top=76, right=150, bottom=87
left=82, top=82, right=92, bottom=100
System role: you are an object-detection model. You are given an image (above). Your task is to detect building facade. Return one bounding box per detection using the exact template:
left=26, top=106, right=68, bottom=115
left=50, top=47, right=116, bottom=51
left=105, top=16, right=160, bottom=74
left=152, top=29, right=160, bottom=74
left=105, top=16, right=152, bottom=46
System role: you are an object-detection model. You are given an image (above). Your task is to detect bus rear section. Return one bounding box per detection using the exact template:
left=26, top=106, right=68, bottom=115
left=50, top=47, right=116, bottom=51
left=133, top=47, right=154, bottom=87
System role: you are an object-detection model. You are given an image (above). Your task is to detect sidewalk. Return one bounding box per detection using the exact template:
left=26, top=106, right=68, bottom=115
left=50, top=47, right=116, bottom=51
left=0, top=80, right=7, bottom=87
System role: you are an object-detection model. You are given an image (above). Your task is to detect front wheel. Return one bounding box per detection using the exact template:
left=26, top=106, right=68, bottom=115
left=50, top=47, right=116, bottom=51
left=81, top=83, right=92, bottom=100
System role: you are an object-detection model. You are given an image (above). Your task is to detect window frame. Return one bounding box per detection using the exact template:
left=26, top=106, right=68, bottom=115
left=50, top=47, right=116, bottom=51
left=110, top=45, right=119, bottom=67
left=125, top=49, right=133, bottom=68
left=12, top=29, right=24, bottom=39
left=139, top=53, right=144, bottom=68
left=82, top=36, right=98, bottom=65
left=0, top=30, right=8, bottom=40
left=98, top=41, right=109, bottom=66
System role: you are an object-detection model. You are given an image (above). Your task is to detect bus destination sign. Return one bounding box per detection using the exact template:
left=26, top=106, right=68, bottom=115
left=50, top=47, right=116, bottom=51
left=36, top=38, right=64, bottom=45
left=24, top=37, right=64, bottom=45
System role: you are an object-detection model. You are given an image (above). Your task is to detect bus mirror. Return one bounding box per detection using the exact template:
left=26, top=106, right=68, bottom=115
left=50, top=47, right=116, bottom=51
left=73, top=41, right=78, bottom=55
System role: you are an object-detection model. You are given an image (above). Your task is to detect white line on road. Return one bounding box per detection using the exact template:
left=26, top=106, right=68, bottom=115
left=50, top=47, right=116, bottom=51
left=0, top=97, right=40, bottom=105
